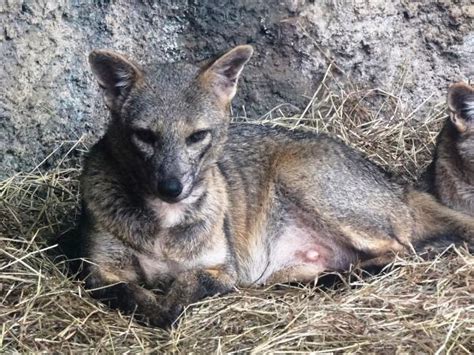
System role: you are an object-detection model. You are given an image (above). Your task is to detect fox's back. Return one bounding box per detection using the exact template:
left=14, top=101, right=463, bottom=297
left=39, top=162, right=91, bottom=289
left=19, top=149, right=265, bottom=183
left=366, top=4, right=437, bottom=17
left=222, top=123, right=408, bottom=220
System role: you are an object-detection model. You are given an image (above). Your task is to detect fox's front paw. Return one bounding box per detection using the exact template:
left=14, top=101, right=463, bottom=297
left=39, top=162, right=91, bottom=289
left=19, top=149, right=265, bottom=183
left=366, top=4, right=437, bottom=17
left=168, top=269, right=235, bottom=303
left=146, top=303, right=184, bottom=329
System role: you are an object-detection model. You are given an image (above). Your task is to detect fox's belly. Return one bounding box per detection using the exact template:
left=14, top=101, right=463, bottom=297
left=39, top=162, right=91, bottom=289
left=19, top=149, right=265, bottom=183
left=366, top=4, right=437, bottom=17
left=239, top=223, right=355, bottom=286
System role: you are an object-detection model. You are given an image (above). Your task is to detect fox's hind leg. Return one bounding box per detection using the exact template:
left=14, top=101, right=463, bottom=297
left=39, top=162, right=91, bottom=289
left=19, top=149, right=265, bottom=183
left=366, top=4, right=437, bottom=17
left=265, top=264, right=326, bottom=284
left=266, top=142, right=433, bottom=279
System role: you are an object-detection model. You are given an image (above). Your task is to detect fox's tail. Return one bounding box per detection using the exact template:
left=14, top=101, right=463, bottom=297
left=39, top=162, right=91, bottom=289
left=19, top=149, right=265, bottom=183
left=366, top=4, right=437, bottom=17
left=406, top=190, right=473, bottom=252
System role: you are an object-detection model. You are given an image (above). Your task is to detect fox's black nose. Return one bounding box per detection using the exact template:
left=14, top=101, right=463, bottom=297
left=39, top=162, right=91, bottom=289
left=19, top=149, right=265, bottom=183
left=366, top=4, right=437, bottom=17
left=157, top=178, right=183, bottom=199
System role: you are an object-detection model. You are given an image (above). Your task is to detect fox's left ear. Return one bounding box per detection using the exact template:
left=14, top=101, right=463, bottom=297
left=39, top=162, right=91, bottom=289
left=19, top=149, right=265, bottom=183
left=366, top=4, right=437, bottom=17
left=447, top=82, right=474, bottom=133
left=199, top=45, right=253, bottom=106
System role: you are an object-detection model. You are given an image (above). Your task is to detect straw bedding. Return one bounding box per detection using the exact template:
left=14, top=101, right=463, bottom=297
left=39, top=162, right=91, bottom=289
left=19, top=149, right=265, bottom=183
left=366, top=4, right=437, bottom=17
left=1, top=75, right=472, bottom=353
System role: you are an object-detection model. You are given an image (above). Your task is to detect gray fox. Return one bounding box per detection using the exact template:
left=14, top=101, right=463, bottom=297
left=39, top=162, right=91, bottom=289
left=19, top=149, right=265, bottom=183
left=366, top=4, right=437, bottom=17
left=423, top=82, right=474, bottom=216
left=74, top=46, right=473, bottom=327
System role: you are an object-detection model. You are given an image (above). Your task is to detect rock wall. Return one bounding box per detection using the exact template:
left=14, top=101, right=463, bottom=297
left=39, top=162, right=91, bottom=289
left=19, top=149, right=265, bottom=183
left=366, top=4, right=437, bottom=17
left=1, top=0, right=473, bottom=177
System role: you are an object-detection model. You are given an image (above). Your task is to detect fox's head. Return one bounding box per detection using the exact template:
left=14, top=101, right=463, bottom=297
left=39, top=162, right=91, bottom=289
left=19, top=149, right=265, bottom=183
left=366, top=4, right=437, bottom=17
left=447, top=82, right=474, bottom=166
left=89, top=45, right=253, bottom=203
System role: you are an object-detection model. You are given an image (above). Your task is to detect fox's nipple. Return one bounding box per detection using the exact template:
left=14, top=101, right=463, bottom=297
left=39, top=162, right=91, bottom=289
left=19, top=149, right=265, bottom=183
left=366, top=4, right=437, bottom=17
left=305, top=250, right=319, bottom=261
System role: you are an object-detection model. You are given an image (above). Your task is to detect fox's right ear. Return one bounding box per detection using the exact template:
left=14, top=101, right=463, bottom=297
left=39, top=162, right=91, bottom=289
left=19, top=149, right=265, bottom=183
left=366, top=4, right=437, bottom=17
left=89, top=50, right=143, bottom=111
left=447, top=82, right=474, bottom=133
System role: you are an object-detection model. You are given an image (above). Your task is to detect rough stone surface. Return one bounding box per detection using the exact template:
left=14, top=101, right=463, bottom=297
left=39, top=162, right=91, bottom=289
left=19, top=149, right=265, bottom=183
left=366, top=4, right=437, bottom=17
left=1, top=0, right=473, bottom=177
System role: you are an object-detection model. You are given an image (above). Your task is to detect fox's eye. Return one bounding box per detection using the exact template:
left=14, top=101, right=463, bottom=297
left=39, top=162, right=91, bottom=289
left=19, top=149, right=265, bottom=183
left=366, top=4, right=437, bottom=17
left=133, top=129, right=156, bottom=145
left=186, top=130, right=210, bottom=145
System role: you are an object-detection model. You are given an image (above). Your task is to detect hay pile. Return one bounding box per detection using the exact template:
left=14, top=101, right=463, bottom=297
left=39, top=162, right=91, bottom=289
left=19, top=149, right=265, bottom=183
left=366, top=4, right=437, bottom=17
left=1, top=76, right=473, bottom=353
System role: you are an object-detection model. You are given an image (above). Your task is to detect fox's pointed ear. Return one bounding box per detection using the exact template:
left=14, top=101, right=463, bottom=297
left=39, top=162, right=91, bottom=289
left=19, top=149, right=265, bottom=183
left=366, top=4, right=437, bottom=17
left=199, top=45, right=253, bottom=106
left=447, top=82, right=474, bottom=133
left=89, top=50, right=143, bottom=111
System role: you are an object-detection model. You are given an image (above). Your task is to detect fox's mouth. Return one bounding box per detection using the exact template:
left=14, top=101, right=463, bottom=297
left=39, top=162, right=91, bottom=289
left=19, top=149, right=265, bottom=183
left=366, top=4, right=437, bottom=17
left=155, top=194, right=182, bottom=204
left=155, top=188, right=188, bottom=204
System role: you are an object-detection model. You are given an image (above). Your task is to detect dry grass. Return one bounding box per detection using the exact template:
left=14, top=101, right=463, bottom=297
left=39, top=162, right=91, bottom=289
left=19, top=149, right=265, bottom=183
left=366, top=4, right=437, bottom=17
left=1, top=74, right=473, bottom=353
